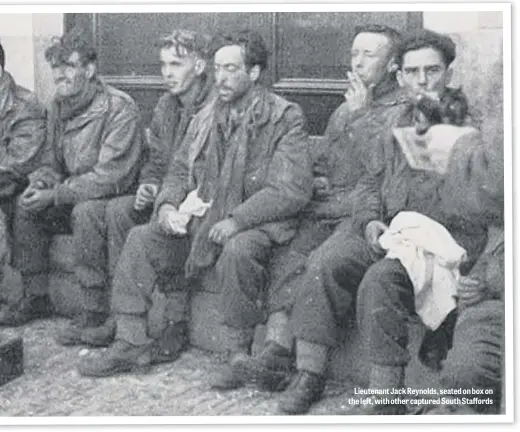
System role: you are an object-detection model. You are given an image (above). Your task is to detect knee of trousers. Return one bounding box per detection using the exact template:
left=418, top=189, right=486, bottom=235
left=218, top=232, right=262, bottom=266
left=356, top=260, right=400, bottom=331
left=105, top=196, right=135, bottom=229
left=124, top=223, right=154, bottom=251
left=71, top=200, right=106, bottom=231
left=304, top=243, right=345, bottom=280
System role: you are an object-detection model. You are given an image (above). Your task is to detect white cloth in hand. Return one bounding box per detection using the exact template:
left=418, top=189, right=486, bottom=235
left=168, top=188, right=212, bottom=235
left=378, top=211, right=467, bottom=330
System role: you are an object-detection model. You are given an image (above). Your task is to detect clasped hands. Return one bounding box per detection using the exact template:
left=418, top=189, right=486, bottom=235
left=20, top=181, right=54, bottom=212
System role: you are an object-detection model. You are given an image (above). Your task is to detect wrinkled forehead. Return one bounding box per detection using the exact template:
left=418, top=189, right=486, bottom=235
left=352, top=32, right=392, bottom=53
left=402, top=47, right=446, bottom=69
left=214, top=44, right=245, bottom=67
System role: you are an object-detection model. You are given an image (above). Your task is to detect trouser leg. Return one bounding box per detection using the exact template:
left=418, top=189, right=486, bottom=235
left=217, top=229, right=274, bottom=330
left=72, top=200, right=110, bottom=314
left=357, top=258, right=416, bottom=367
left=290, top=228, right=375, bottom=349
left=441, top=300, right=504, bottom=412
left=11, top=198, right=72, bottom=297
left=105, top=195, right=153, bottom=279
left=111, top=222, right=191, bottom=346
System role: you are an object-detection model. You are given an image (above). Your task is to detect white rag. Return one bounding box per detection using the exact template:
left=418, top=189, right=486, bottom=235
left=167, top=188, right=212, bottom=235
left=378, top=211, right=467, bottom=330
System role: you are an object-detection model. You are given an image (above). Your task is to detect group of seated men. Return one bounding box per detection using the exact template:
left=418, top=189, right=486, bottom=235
left=0, top=23, right=504, bottom=416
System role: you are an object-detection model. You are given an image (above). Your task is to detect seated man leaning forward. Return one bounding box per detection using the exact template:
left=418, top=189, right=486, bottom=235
left=0, top=40, right=46, bottom=279
left=351, top=30, right=503, bottom=415
left=217, top=24, right=406, bottom=404
left=78, top=29, right=313, bottom=378
left=0, top=28, right=143, bottom=326
left=55, top=29, right=214, bottom=348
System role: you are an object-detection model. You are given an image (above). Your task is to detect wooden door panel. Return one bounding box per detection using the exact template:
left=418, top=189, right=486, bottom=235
left=65, top=12, right=422, bottom=135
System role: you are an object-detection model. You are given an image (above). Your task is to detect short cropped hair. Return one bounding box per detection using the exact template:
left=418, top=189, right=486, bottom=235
left=353, top=24, right=403, bottom=53
left=395, top=29, right=456, bottom=68
left=157, top=29, right=213, bottom=60
left=45, top=26, right=97, bottom=67
left=0, top=42, right=4, bottom=70
left=213, top=29, right=268, bottom=71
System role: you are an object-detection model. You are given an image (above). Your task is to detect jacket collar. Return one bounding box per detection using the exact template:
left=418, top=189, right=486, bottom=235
left=177, top=73, right=213, bottom=110
left=62, top=81, right=109, bottom=132
left=372, top=76, right=407, bottom=106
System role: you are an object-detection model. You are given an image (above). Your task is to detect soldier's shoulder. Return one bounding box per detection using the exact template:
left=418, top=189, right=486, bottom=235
left=13, top=84, right=44, bottom=113
left=105, top=84, right=139, bottom=114
left=266, top=91, right=305, bottom=124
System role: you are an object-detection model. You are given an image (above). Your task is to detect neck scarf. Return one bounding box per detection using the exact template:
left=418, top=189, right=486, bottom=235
left=184, top=87, right=264, bottom=279
left=46, top=79, right=103, bottom=169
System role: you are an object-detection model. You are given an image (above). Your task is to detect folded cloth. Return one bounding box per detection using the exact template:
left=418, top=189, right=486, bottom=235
left=168, top=188, right=212, bottom=235
left=379, top=211, right=467, bottom=330
left=392, top=124, right=479, bottom=175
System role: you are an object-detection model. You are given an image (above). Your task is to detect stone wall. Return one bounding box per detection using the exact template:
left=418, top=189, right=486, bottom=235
left=424, top=11, right=504, bottom=123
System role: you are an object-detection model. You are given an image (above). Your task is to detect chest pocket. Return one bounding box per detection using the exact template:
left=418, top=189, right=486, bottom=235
left=62, top=115, right=105, bottom=176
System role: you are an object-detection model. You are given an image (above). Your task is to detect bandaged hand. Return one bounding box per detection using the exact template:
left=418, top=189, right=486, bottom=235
left=158, top=204, right=190, bottom=236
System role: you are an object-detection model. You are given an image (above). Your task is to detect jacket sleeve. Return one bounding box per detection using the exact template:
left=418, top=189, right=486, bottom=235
left=443, top=128, right=503, bottom=226
left=349, top=171, right=383, bottom=235
left=53, top=100, right=144, bottom=205
left=231, top=105, right=313, bottom=230
left=139, top=96, right=168, bottom=186
left=153, top=115, right=196, bottom=212
left=0, top=95, right=46, bottom=197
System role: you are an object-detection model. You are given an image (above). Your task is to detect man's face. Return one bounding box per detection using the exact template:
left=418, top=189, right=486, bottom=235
left=397, top=47, right=451, bottom=97
left=214, top=45, right=254, bottom=103
left=160, top=46, right=200, bottom=96
left=350, top=32, right=393, bottom=87
left=51, top=51, right=92, bottom=99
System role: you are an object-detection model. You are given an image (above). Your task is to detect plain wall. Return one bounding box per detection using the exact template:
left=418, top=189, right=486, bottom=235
left=424, top=11, right=504, bottom=122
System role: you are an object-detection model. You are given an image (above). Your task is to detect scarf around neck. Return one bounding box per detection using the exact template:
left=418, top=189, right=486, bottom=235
left=184, top=86, right=266, bottom=279
left=46, top=78, right=103, bottom=171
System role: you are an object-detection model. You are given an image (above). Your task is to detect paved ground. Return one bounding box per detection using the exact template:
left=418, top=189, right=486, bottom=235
left=0, top=318, right=357, bottom=417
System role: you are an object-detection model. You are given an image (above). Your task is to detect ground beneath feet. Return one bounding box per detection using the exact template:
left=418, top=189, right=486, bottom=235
left=0, top=318, right=357, bottom=417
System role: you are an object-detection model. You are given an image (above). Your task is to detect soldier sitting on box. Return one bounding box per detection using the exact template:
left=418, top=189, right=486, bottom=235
left=78, top=30, right=312, bottom=378
left=0, top=28, right=143, bottom=326
left=55, top=29, right=214, bottom=348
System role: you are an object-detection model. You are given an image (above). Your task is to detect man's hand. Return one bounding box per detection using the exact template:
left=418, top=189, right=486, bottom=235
left=134, top=183, right=159, bottom=211
left=345, top=72, right=375, bottom=114
left=209, top=218, right=240, bottom=245
left=456, top=276, right=488, bottom=310
left=20, top=187, right=54, bottom=212
left=157, top=204, right=190, bottom=236
left=365, top=220, right=389, bottom=256
left=313, top=176, right=331, bottom=200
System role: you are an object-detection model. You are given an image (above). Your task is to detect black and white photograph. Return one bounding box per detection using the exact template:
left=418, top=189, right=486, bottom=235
left=0, top=1, right=512, bottom=425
